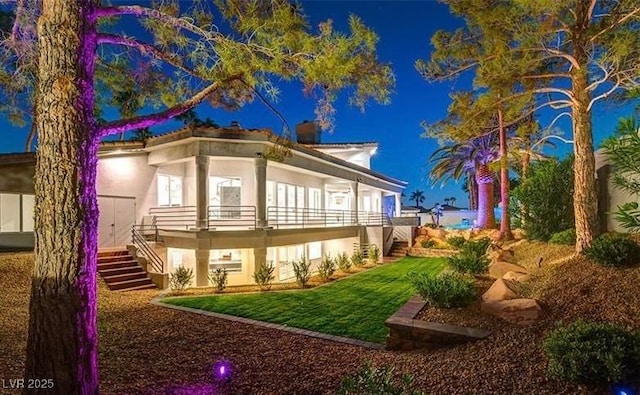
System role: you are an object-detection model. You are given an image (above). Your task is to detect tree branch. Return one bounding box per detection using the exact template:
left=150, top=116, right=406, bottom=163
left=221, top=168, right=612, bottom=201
left=97, top=75, right=241, bottom=138
left=587, top=77, right=621, bottom=111
left=591, top=7, right=640, bottom=42
left=96, top=33, right=198, bottom=77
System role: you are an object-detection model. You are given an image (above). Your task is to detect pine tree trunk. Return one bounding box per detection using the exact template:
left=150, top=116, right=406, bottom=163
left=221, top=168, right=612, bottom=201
left=571, top=3, right=599, bottom=253
left=25, top=1, right=99, bottom=393
left=498, top=108, right=513, bottom=240
left=476, top=165, right=496, bottom=229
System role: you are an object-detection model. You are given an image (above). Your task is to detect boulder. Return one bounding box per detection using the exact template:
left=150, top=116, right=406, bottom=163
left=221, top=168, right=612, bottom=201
left=488, top=261, right=528, bottom=279
left=481, top=298, right=542, bottom=325
left=419, top=227, right=429, bottom=236
left=502, top=271, right=531, bottom=283
left=462, top=229, right=474, bottom=240
left=482, top=278, right=519, bottom=302
left=488, top=229, right=503, bottom=241
left=487, top=246, right=516, bottom=264
left=426, top=227, right=447, bottom=239
left=512, top=229, right=526, bottom=240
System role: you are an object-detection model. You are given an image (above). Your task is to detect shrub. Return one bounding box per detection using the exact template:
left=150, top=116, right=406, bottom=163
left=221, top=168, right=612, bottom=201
left=584, top=233, right=640, bottom=267
left=208, top=268, right=228, bottom=293
left=549, top=229, right=576, bottom=245
left=291, top=258, right=312, bottom=288
left=169, top=266, right=193, bottom=291
left=368, top=244, right=381, bottom=264
left=420, top=239, right=436, bottom=248
left=447, top=236, right=467, bottom=249
left=543, top=320, right=640, bottom=385
left=408, top=272, right=477, bottom=308
left=337, top=361, right=424, bottom=395
left=336, top=252, right=352, bottom=272
left=253, top=263, right=275, bottom=291
left=512, top=156, right=575, bottom=241
left=351, top=249, right=365, bottom=267
left=317, top=254, right=336, bottom=281
left=447, top=237, right=491, bottom=275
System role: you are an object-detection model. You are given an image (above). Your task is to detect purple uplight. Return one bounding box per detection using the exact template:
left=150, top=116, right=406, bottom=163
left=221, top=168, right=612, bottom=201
left=212, top=360, right=232, bottom=382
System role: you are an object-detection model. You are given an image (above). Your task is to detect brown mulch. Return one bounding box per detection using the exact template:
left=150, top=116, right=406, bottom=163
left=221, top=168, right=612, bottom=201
left=2, top=249, right=640, bottom=394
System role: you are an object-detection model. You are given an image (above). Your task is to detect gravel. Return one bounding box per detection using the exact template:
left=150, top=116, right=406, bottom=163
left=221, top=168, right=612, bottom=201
left=2, top=248, right=639, bottom=394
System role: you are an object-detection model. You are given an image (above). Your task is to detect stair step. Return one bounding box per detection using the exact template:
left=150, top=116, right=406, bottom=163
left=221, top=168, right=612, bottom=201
left=108, top=277, right=154, bottom=291
left=98, top=266, right=144, bottom=276
left=98, top=254, right=134, bottom=263
left=390, top=253, right=407, bottom=257
left=98, top=250, right=129, bottom=258
left=103, top=272, right=148, bottom=283
left=97, top=260, right=139, bottom=271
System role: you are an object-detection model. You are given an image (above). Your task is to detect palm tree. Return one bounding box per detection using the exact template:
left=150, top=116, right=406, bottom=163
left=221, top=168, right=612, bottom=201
left=449, top=196, right=456, bottom=207
left=410, top=190, right=425, bottom=208
left=444, top=197, right=451, bottom=205
left=430, top=133, right=499, bottom=228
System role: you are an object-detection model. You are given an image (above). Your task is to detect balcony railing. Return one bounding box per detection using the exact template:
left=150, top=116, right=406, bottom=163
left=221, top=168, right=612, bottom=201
left=266, top=206, right=389, bottom=229
left=148, top=205, right=389, bottom=231
left=208, top=205, right=257, bottom=229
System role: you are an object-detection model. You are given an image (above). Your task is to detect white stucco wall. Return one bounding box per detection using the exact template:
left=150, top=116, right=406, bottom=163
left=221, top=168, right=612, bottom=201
left=208, top=158, right=256, bottom=207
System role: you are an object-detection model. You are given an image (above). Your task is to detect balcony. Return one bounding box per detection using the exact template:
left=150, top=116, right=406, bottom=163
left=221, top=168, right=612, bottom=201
left=147, top=205, right=390, bottom=230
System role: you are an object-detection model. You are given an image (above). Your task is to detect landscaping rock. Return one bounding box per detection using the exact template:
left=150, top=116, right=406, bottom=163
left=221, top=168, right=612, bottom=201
left=481, top=278, right=519, bottom=302
left=488, top=261, right=528, bottom=279
left=502, top=271, right=531, bottom=283
left=480, top=298, right=542, bottom=325
left=512, top=228, right=526, bottom=240
left=426, top=227, right=447, bottom=239
left=487, top=246, right=516, bottom=264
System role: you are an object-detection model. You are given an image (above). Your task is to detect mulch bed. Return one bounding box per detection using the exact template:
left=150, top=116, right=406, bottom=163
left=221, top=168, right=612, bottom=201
left=2, top=249, right=639, bottom=394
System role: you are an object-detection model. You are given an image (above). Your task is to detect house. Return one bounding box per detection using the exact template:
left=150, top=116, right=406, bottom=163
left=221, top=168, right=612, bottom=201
left=0, top=121, right=407, bottom=287
left=595, top=147, right=636, bottom=233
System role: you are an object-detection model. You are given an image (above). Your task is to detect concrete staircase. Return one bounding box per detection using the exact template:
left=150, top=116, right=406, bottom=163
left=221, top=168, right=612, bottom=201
left=97, top=250, right=156, bottom=291
left=388, top=240, right=409, bottom=257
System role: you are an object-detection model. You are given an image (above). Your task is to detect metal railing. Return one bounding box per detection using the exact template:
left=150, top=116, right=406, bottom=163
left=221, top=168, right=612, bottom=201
left=266, top=207, right=390, bottom=229
left=149, top=206, right=197, bottom=229
left=131, top=225, right=165, bottom=273
left=208, top=205, right=256, bottom=229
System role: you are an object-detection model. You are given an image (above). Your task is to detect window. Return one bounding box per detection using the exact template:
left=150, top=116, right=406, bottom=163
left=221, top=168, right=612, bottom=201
left=277, top=244, right=304, bottom=280
left=308, top=188, right=321, bottom=210
left=266, top=181, right=275, bottom=208
left=363, top=196, right=371, bottom=212
left=171, top=250, right=183, bottom=268
left=158, top=175, right=183, bottom=207
left=0, top=193, right=20, bottom=232
left=21, top=195, right=35, bottom=232
left=210, top=249, right=242, bottom=272
left=308, top=242, right=322, bottom=260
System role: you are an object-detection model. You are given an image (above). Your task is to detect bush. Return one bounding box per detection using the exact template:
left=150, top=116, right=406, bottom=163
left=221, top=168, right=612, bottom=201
left=336, top=252, right=351, bottom=272
left=447, top=236, right=467, bottom=249
left=291, top=258, right=312, bottom=288
left=512, top=156, right=574, bottom=241
left=169, top=267, right=193, bottom=291
left=368, top=244, right=381, bottom=264
left=549, top=229, right=576, bottom=245
left=253, top=263, right=275, bottom=290
left=420, top=239, right=436, bottom=248
left=447, top=237, right=491, bottom=275
left=208, top=268, right=228, bottom=292
left=351, top=249, right=365, bottom=267
left=317, top=254, right=336, bottom=281
left=408, top=272, right=477, bottom=308
left=584, top=233, right=640, bottom=267
left=337, top=361, right=424, bottom=395
left=543, top=320, right=640, bottom=385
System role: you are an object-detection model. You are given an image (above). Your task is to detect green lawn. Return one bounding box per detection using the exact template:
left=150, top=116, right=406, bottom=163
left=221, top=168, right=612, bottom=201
left=162, top=257, right=446, bottom=343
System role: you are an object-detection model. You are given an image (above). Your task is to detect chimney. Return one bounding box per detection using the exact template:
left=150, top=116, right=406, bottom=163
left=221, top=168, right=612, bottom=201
left=295, top=120, right=321, bottom=144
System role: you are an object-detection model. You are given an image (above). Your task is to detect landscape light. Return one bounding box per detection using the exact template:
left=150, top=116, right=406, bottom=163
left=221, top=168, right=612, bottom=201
left=213, top=360, right=232, bottom=382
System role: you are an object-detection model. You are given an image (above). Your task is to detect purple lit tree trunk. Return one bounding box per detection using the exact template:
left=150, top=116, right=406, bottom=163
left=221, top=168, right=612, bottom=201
left=497, top=107, right=512, bottom=240
left=25, top=0, right=100, bottom=393
left=475, top=164, right=496, bottom=229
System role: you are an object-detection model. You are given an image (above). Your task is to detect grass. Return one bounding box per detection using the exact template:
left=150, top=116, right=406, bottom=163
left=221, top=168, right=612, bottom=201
left=162, top=257, right=446, bottom=343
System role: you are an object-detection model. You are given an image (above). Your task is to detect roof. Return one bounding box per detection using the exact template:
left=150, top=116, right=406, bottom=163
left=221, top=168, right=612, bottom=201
left=0, top=152, right=36, bottom=166
left=302, top=142, right=378, bottom=149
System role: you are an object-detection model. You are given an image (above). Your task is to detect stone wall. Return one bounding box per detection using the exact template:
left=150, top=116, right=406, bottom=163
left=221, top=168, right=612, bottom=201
left=385, top=296, right=491, bottom=351
left=407, top=247, right=458, bottom=258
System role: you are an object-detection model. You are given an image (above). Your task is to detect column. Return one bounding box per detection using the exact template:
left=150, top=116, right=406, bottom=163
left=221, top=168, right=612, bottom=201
left=195, top=155, right=209, bottom=229
left=253, top=247, right=267, bottom=271
left=195, top=248, right=210, bottom=287
left=395, top=193, right=402, bottom=217
left=254, top=156, right=267, bottom=228
left=351, top=180, right=359, bottom=224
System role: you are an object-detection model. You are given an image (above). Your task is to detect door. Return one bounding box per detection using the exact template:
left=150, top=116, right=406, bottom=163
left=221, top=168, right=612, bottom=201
left=98, top=196, right=135, bottom=248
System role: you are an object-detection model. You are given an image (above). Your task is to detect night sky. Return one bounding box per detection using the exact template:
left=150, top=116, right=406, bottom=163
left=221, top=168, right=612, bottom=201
left=0, top=1, right=633, bottom=207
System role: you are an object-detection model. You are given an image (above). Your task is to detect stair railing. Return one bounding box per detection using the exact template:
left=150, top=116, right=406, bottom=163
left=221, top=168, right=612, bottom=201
left=131, top=225, right=165, bottom=273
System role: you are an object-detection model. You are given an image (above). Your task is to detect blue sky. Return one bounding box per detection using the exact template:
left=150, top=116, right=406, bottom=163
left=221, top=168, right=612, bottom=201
left=0, top=1, right=635, bottom=208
